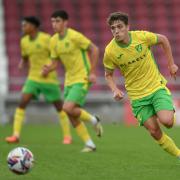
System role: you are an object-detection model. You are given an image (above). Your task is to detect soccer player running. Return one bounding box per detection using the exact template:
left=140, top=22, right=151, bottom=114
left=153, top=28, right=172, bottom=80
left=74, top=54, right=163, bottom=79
left=6, top=16, right=72, bottom=145
left=103, top=12, right=180, bottom=158
left=42, top=10, right=103, bottom=152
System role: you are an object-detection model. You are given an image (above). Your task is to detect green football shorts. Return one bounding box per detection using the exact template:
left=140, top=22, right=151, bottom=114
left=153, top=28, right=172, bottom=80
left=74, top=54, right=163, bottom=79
left=131, top=88, right=174, bottom=126
left=22, top=79, right=61, bottom=102
left=64, top=83, right=90, bottom=106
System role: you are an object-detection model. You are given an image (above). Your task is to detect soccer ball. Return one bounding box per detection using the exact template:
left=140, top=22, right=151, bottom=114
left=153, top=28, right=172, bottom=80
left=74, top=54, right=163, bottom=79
left=7, top=147, right=34, bottom=175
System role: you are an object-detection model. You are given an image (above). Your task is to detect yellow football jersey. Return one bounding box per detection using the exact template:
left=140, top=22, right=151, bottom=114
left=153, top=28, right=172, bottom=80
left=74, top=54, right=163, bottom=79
left=103, top=31, right=167, bottom=100
left=50, top=28, right=91, bottom=86
left=21, top=32, right=58, bottom=84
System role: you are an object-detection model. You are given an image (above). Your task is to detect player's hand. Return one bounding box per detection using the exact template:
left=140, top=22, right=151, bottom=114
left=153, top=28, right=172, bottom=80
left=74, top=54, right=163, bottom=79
left=18, top=62, right=24, bottom=70
left=86, top=73, right=97, bottom=83
left=113, top=88, right=124, bottom=101
left=41, top=65, right=50, bottom=77
left=169, top=64, right=178, bottom=80
left=18, top=59, right=26, bottom=70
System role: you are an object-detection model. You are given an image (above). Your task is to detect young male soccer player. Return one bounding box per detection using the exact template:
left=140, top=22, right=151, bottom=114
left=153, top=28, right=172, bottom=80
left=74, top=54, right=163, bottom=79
left=42, top=10, right=103, bottom=152
left=6, top=16, right=72, bottom=144
left=103, top=12, right=180, bottom=158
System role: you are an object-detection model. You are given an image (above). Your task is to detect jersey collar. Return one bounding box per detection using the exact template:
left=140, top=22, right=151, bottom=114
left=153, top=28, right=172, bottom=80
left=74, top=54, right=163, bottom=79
left=59, top=28, right=68, bottom=40
left=29, top=32, right=39, bottom=41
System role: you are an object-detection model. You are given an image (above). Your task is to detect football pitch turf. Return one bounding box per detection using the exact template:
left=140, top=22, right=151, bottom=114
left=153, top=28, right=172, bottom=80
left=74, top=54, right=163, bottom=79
left=0, top=123, right=180, bottom=180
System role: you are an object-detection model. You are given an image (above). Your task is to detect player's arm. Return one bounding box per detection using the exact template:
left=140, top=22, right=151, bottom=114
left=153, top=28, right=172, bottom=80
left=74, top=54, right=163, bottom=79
left=156, top=34, right=178, bottom=79
left=105, top=68, right=124, bottom=101
left=18, top=57, right=29, bottom=70
left=20, top=39, right=29, bottom=70
left=87, top=43, right=99, bottom=83
left=41, top=36, right=59, bottom=77
left=41, top=59, right=58, bottom=77
left=103, top=50, right=124, bottom=100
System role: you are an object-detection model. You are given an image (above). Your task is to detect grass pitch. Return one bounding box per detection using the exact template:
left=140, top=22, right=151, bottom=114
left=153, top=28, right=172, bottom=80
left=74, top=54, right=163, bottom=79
left=0, top=123, right=180, bottom=180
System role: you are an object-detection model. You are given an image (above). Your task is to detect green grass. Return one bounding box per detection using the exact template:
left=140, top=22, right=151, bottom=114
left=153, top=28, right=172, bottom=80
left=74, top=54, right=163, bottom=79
left=1, top=123, right=180, bottom=180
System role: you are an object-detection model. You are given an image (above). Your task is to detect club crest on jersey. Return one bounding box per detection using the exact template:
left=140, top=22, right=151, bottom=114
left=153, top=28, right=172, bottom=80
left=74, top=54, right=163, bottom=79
left=65, top=42, right=70, bottom=48
left=135, top=44, right=142, bottom=52
left=36, top=44, right=41, bottom=49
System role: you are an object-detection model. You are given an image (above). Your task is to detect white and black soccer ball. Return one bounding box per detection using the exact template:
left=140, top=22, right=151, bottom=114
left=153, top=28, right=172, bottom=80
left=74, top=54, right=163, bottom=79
left=7, top=147, right=34, bottom=175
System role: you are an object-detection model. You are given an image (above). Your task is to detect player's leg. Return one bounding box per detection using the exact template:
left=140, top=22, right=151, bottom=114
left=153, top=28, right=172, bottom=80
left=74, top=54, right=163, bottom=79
left=63, top=84, right=98, bottom=152
left=70, top=113, right=96, bottom=152
left=143, top=115, right=162, bottom=139
left=6, top=80, right=40, bottom=143
left=41, top=83, right=72, bottom=144
left=153, top=88, right=175, bottom=128
left=53, top=100, right=72, bottom=144
left=152, top=88, right=180, bottom=157
left=5, top=93, right=33, bottom=143
left=157, top=110, right=174, bottom=128
left=132, top=90, right=180, bottom=158
left=64, top=102, right=103, bottom=137
left=63, top=101, right=96, bottom=152
left=63, top=83, right=103, bottom=137
left=144, top=116, right=180, bottom=157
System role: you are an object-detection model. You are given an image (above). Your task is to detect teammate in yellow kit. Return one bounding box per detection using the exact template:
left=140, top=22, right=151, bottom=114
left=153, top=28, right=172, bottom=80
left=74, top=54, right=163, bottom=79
left=6, top=16, right=72, bottom=144
left=103, top=12, right=180, bottom=158
left=42, top=10, right=103, bottom=152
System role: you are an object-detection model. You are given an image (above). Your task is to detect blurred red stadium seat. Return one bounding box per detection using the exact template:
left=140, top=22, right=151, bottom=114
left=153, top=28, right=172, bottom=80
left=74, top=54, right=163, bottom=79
left=3, top=0, right=180, bottom=92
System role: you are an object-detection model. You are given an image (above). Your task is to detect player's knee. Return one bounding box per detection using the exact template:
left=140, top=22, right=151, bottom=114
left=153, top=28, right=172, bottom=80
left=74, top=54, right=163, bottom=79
left=161, top=116, right=174, bottom=129
left=18, top=102, right=27, bottom=109
left=164, top=120, right=174, bottom=129
left=63, top=104, right=74, bottom=116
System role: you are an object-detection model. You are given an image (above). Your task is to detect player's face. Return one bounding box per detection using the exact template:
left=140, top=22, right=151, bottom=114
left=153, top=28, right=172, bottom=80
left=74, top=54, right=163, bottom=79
left=110, top=20, right=129, bottom=42
left=21, top=21, right=34, bottom=34
left=51, top=17, right=67, bottom=33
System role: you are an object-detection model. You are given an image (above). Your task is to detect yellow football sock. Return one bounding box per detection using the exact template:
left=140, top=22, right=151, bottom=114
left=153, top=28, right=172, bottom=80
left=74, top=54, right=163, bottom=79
left=59, top=111, right=71, bottom=138
left=13, top=108, right=25, bottom=137
left=75, top=122, right=91, bottom=143
left=79, top=109, right=93, bottom=122
left=157, top=132, right=180, bottom=157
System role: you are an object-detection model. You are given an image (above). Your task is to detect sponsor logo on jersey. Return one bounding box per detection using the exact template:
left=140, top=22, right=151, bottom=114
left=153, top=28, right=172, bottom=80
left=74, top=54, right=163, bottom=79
left=117, top=54, right=123, bottom=59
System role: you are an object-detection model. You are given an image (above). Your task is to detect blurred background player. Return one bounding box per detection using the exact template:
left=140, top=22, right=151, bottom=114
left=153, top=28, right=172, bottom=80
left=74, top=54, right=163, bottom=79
left=42, top=10, right=103, bottom=152
left=103, top=12, right=180, bottom=158
left=5, top=16, right=72, bottom=145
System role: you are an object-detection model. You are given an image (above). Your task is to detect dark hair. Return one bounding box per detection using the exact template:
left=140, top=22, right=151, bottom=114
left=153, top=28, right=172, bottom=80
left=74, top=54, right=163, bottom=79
left=107, top=12, right=129, bottom=25
left=23, top=16, right=40, bottom=27
left=51, top=10, right=69, bottom=20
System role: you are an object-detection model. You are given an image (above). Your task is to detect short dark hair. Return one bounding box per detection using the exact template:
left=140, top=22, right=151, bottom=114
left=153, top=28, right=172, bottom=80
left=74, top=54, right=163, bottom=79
left=107, top=12, right=129, bottom=26
left=23, top=16, right=40, bottom=27
left=51, top=10, right=69, bottom=20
